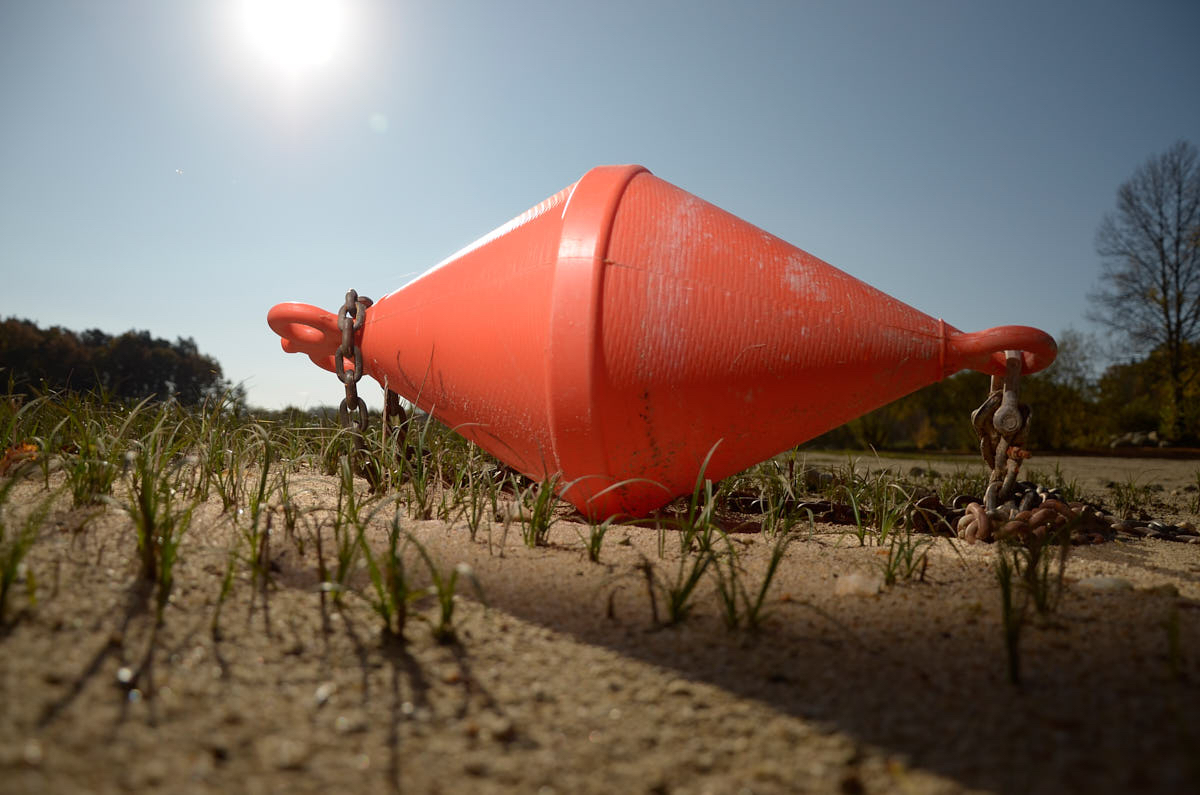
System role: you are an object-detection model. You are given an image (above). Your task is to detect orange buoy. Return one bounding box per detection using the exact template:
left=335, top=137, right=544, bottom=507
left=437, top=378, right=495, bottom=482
left=268, top=165, right=1056, bottom=518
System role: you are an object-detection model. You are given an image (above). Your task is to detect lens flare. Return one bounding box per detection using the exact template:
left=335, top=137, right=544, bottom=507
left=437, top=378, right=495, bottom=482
left=236, top=0, right=346, bottom=76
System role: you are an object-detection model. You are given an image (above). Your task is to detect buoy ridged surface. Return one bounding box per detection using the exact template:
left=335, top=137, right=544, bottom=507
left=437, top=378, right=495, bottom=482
left=268, top=165, right=1056, bottom=518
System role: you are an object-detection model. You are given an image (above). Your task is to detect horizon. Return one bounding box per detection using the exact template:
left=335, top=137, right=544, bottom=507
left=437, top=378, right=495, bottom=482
left=2, top=1, right=1198, bottom=409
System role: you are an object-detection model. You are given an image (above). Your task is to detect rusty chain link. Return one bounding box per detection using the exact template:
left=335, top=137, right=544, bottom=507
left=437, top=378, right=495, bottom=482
left=383, top=388, right=407, bottom=441
left=335, top=289, right=373, bottom=479
left=958, top=350, right=1106, bottom=545
left=330, top=290, right=414, bottom=491
left=381, top=385, right=409, bottom=486
left=972, top=351, right=1032, bottom=512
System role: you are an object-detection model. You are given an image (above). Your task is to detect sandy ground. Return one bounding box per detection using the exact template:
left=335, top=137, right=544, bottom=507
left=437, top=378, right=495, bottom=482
left=1, top=453, right=1198, bottom=795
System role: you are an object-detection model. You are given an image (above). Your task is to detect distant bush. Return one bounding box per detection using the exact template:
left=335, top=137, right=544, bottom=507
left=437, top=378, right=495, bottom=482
left=0, top=317, right=242, bottom=406
left=806, top=331, right=1197, bottom=452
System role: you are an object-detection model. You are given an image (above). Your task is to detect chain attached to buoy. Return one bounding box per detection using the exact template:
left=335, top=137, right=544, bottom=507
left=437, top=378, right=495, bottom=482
left=335, top=289, right=373, bottom=479
left=971, top=350, right=1032, bottom=511
left=958, top=349, right=1099, bottom=544
left=332, top=289, right=411, bottom=491
left=383, top=388, right=407, bottom=442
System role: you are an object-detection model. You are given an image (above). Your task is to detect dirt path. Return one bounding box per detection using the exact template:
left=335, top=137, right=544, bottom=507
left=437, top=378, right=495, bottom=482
left=1, top=455, right=1198, bottom=794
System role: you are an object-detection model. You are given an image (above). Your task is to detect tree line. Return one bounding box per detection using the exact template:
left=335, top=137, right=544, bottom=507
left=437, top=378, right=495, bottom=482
left=0, top=317, right=242, bottom=406
left=810, top=330, right=1198, bottom=452
left=816, top=140, right=1200, bottom=453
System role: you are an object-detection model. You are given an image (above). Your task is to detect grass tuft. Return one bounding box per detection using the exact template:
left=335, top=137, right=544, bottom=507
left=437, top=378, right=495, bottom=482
left=0, top=477, right=58, bottom=623
left=517, top=473, right=561, bottom=548
left=115, top=406, right=198, bottom=623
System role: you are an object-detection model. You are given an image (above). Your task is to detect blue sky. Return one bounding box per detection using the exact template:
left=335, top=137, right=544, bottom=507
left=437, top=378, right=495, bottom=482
left=2, top=0, right=1198, bottom=409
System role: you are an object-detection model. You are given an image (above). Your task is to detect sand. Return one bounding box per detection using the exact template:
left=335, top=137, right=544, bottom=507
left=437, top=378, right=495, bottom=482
left=1, top=453, right=1198, bottom=795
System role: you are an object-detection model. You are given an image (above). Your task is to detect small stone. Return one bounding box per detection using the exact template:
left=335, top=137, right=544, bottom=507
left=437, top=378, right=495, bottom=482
left=134, top=758, right=168, bottom=786
left=314, top=681, right=336, bottom=705
left=22, top=739, right=43, bottom=766
left=257, top=736, right=308, bottom=770
left=666, top=678, right=693, bottom=696
left=803, top=469, right=835, bottom=490
left=481, top=713, right=516, bottom=743
left=1076, top=576, right=1134, bottom=592
left=464, top=758, right=490, bottom=777
left=834, top=572, right=882, bottom=597
left=334, top=713, right=368, bottom=734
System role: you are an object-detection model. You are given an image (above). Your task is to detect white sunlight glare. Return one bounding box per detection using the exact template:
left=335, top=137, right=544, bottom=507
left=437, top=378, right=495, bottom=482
left=236, top=0, right=347, bottom=77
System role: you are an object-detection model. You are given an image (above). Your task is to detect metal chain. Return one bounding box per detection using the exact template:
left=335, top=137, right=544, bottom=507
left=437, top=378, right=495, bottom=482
left=383, top=388, right=407, bottom=440
left=959, top=498, right=1070, bottom=544
left=971, top=351, right=1032, bottom=512
left=381, top=386, right=409, bottom=487
left=958, top=349, right=1103, bottom=544
left=335, top=289, right=373, bottom=477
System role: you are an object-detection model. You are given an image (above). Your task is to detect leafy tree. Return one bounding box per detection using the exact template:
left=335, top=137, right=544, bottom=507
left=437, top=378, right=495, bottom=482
left=0, top=318, right=240, bottom=406
left=1095, top=357, right=1161, bottom=437
left=1089, top=140, right=1200, bottom=441
left=1020, top=328, right=1104, bottom=449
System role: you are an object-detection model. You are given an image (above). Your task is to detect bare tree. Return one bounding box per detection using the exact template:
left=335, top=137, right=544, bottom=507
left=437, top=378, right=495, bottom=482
left=1089, top=140, right=1200, bottom=439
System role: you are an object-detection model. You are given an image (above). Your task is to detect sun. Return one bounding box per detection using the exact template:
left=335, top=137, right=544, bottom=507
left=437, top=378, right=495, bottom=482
left=236, top=0, right=347, bottom=77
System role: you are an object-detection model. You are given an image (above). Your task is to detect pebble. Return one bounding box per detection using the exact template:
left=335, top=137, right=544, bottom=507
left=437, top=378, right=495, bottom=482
left=1076, top=576, right=1134, bottom=593
left=314, top=681, right=336, bottom=705
left=334, top=712, right=369, bottom=734
left=803, top=469, right=835, bottom=490
left=22, top=739, right=43, bottom=766
left=480, top=712, right=516, bottom=743
left=257, top=736, right=308, bottom=770
left=665, top=678, right=693, bottom=696
left=834, top=572, right=882, bottom=597
left=463, top=758, right=490, bottom=777
left=131, top=758, right=168, bottom=787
